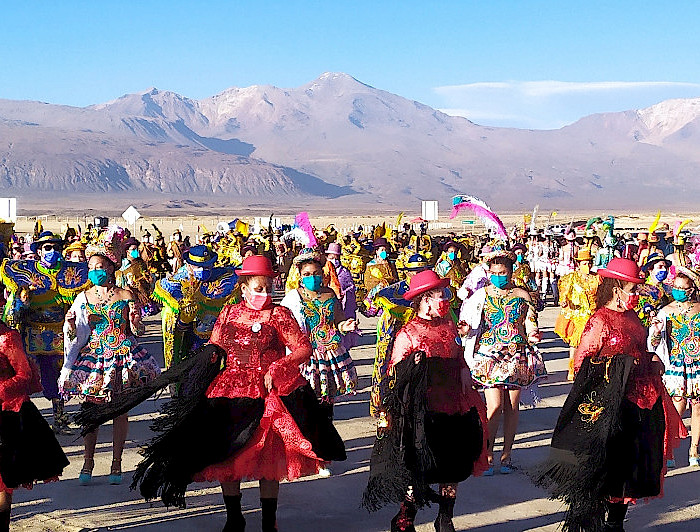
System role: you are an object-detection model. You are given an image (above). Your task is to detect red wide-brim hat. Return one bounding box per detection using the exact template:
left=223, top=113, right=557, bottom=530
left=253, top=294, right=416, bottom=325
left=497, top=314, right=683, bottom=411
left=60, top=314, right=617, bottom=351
left=597, top=258, right=644, bottom=284
left=237, top=255, right=278, bottom=277
left=403, top=270, right=450, bottom=300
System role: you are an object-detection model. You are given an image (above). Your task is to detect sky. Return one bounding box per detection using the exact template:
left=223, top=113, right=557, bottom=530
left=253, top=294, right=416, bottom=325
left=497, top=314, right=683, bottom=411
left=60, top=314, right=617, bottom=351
left=3, top=1, right=700, bottom=129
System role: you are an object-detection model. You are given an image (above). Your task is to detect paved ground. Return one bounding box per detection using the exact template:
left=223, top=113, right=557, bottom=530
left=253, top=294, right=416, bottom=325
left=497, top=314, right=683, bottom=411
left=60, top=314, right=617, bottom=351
left=12, top=304, right=700, bottom=531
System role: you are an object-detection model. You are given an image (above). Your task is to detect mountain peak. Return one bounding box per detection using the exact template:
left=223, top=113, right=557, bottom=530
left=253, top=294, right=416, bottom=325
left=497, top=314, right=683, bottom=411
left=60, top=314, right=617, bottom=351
left=638, top=97, right=700, bottom=138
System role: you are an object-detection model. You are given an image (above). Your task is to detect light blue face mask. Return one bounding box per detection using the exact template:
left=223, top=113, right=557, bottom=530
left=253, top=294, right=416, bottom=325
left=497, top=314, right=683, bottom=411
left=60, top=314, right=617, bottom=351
left=301, top=274, right=323, bottom=292
left=447, top=251, right=456, bottom=261
left=490, top=274, right=509, bottom=289
left=129, top=248, right=140, bottom=259
left=672, top=288, right=691, bottom=302
left=378, top=250, right=388, bottom=260
left=88, top=268, right=109, bottom=286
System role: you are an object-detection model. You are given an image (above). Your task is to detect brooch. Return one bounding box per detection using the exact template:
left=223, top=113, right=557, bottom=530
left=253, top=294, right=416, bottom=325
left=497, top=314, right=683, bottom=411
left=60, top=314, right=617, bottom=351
left=251, top=322, right=262, bottom=333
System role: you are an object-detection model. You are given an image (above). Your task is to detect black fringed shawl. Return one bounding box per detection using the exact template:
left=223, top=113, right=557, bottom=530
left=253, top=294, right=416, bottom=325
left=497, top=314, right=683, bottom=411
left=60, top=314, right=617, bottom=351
left=362, top=353, right=437, bottom=511
left=533, top=354, right=635, bottom=532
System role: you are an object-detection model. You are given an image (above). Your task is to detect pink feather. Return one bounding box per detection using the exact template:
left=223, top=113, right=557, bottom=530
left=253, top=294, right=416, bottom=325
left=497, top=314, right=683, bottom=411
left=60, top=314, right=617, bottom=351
left=450, top=201, right=508, bottom=239
left=294, top=212, right=317, bottom=247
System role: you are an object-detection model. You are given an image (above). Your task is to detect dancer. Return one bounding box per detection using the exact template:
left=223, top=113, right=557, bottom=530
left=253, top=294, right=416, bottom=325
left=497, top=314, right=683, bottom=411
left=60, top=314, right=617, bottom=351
left=0, top=319, right=69, bottom=531
left=60, top=228, right=160, bottom=485
left=363, top=270, right=488, bottom=532
left=649, top=266, right=700, bottom=468
left=460, top=251, right=545, bottom=474
left=536, top=258, right=686, bottom=532
left=555, top=249, right=600, bottom=380
left=635, top=252, right=672, bottom=327
left=0, top=231, right=90, bottom=433
left=281, top=249, right=359, bottom=424
left=153, top=245, right=238, bottom=369
left=78, top=255, right=346, bottom=532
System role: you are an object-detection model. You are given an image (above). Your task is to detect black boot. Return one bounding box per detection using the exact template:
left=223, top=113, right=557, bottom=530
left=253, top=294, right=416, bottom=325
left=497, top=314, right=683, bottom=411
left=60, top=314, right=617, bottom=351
left=434, top=495, right=456, bottom=532
left=0, top=509, right=10, bottom=532
left=604, top=502, right=627, bottom=532
left=261, top=497, right=278, bottom=532
left=390, top=499, right=417, bottom=532
left=222, top=494, right=245, bottom=532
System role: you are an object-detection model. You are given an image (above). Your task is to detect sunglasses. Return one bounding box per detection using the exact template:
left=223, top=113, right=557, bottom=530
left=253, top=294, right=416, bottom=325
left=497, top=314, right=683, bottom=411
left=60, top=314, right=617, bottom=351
left=41, top=244, right=60, bottom=251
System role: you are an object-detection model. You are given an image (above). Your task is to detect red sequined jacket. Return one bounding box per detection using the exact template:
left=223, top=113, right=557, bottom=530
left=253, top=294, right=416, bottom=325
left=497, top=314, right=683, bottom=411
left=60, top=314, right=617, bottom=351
left=0, top=322, right=31, bottom=412
left=207, top=302, right=312, bottom=399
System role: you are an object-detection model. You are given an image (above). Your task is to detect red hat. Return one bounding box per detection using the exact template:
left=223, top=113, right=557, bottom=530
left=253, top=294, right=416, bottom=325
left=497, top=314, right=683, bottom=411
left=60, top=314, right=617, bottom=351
left=237, top=255, right=277, bottom=277
left=597, top=258, right=644, bottom=284
left=403, top=270, right=449, bottom=300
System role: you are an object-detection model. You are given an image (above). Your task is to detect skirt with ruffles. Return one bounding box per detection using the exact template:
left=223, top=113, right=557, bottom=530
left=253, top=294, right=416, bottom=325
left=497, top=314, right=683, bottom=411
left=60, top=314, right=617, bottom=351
left=132, top=383, right=346, bottom=508
left=0, top=401, right=69, bottom=492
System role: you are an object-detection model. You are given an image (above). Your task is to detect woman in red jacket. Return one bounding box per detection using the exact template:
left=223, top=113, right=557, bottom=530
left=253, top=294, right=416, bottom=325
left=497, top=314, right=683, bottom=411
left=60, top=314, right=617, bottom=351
left=0, top=321, right=69, bottom=531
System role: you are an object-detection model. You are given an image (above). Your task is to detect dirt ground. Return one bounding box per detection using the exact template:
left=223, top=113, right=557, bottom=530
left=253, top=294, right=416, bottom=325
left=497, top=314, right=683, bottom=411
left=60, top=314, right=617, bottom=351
left=10, top=304, right=700, bottom=531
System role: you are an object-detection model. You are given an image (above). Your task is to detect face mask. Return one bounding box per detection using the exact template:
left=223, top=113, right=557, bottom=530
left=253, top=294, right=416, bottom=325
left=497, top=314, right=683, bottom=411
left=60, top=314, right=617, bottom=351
left=516, top=254, right=523, bottom=263
left=655, top=270, right=668, bottom=282
left=41, top=249, right=60, bottom=268
left=447, top=251, right=456, bottom=261
left=301, top=275, right=323, bottom=292
left=378, top=250, right=388, bottom=260
left=619, top=289, right=639, bottom=310
left=245, top=288, right=272, bottom=310
left=88, top=269, right=109, bottom=286
left=672, top=288, right=691, bottom=303
left=490, top=274, right=509, bottom=289
left=191, top=267, right=212, bottom=281
left=579, top=264, right=590, bottom=275
left=431, top=298, right=450, bottom=318
left=129, top=248, right=140, bottom=259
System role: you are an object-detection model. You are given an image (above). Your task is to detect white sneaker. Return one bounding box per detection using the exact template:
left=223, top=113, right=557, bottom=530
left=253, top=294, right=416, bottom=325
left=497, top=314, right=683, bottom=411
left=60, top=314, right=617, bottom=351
left=318, top=467, right=332, bottom=477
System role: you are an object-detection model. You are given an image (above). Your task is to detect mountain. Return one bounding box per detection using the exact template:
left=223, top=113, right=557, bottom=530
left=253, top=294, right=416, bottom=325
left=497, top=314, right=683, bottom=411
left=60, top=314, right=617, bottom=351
left=1, top=73, right=700, bottom=211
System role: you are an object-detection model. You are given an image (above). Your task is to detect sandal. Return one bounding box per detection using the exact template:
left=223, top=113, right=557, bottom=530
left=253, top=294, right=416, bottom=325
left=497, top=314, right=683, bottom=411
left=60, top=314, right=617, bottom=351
left=108, top=459, right=123, bottom=485
left=500, top=457, right=514, bottom=475
left=79, top=459, right=94, bottom=485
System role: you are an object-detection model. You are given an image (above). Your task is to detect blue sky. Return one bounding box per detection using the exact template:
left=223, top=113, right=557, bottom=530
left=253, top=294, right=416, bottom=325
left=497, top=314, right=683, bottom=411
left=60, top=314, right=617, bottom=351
left=3, top=1, right=700, bottom=129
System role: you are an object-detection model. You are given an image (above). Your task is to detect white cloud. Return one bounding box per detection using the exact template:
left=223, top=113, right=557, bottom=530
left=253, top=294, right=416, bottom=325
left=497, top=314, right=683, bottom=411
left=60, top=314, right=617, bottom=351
left=433, top=81, right=700, bottom=129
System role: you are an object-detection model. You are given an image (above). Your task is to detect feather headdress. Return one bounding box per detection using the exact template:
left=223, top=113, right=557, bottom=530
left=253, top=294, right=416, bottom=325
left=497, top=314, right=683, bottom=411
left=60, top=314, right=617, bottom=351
left=450, top=196, right=508, bottom=240
left=283, top=212, right=318, bottom=247
left=585, top=217, right=602, bottom=231
left=648, top=211, right=661, bottom=234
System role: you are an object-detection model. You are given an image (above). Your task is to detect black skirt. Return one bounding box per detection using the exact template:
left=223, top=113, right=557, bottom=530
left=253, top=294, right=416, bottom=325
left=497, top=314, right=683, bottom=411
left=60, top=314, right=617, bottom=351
left=133, top=384, right=346, bottom=508
left=0, top=401, right=69, bottom=489
left=533, top=354, right=664, bottom=532
left=363, top=356, right=484, bottom=511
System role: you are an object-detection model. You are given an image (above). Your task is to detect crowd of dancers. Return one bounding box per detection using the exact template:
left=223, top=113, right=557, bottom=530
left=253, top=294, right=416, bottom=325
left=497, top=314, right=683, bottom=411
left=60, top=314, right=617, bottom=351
left=0, top=210, right=698, bottom=532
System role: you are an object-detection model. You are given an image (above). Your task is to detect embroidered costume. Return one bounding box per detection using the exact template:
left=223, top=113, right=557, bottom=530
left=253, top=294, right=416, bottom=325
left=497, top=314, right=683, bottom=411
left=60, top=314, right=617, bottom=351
left=651, top=306, right=700, bottom=400
left=281, top=290, right=358, bottom=400
left=153, top=264, right=238, bottom=368
left=461, top=288, right=546, bottom=394
left=59, top=292, right=160, bottom=400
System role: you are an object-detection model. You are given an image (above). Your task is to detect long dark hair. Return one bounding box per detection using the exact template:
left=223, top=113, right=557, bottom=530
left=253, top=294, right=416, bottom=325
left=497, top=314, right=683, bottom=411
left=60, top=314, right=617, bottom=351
left=595, top=276, right=624, bottom=309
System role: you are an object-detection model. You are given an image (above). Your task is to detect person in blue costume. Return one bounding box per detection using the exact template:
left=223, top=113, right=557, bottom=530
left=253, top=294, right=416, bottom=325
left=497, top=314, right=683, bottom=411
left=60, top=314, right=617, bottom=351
left=0, top=231, right=90, bottom=433
left=152, top=245, right=239, bottom=369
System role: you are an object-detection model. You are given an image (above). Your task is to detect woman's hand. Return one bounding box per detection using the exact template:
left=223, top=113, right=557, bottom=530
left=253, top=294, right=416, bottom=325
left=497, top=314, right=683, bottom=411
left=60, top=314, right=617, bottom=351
left=264, top=371, right=274, bottom=392
left=457, top=320, right=471, bottom=337
left=528, top=330, right=542, bottom=344
left=413, top=350, right=424, bottom=365
left=65, top=310, right=77, bottom=331
left=649, top=318, right=664, bottom=339
left=339, top=318, right=358, bottom=334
